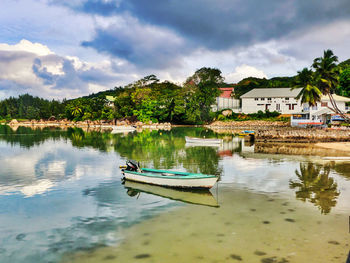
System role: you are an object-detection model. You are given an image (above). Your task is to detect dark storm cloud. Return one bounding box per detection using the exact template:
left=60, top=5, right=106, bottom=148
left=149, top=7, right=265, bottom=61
left=54, top=0, right=350, bottom=49
left=81, top=25, right=188, bottom=69
left=50, top=0, right=350, bottom=69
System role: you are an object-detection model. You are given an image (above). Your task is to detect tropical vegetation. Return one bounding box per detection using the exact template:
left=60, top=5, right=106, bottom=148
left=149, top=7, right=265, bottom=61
left=0, top=50, right=349, bottom=124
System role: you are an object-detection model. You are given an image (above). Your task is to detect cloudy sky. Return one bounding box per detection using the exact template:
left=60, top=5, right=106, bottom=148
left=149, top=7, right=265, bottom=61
left=0, top=0, right=349, bottom=99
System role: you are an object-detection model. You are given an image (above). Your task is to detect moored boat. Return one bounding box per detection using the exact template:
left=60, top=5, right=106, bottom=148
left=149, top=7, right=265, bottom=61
left=238, top=130, right=255, bottom=136
left=185, top=136, right=223, bottom=145
left=120, top=160, right=218, bottom=189
left=111, top=126, right=136, bottom=134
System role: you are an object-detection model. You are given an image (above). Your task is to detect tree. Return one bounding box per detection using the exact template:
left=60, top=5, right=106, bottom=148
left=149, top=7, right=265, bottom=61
left=185, top=67, right=224, bottom=122
left=71, top=105, right=82, bottom=118
left=294, top=72, right=322, bottom=107
left=295, top=68, right=314, bottom=87
left=312, top=49, right=349, bottom=121
left=339, top=67, right=350, bottom=97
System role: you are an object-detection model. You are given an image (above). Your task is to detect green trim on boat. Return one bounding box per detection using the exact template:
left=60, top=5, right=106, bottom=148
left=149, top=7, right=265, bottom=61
left=124, top=169, right=217, bottom=180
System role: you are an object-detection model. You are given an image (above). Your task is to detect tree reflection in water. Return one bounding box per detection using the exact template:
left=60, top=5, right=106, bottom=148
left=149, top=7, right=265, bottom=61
left=290, top=163, right=339, bottom=214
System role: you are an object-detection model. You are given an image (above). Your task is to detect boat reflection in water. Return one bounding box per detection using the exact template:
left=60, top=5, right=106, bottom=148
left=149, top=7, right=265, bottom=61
left=124, top=180, right=219, bottom=207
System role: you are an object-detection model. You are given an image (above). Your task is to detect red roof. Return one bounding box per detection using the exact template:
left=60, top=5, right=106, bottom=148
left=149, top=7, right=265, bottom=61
left=219, top=87, right=234, bottom=98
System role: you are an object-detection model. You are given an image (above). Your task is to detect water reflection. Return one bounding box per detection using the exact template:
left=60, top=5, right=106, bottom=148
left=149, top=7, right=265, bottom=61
left=1, top=125, right=350, bottom=262
left=124, top=180, right=219, bottom=207
left=289, top=163, right=340, bottom=214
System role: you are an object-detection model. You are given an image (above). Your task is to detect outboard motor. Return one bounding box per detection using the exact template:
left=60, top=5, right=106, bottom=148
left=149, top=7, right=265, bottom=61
left=125, top=160, right=140, bottom=172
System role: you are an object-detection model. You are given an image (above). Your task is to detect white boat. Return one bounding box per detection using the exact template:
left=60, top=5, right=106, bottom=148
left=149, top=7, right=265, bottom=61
left=111, top=126, right=136, bottom=134
left=185, top=136, right=223, bottom=145
left=120, top=161, right=218, bottom=189
left=124, top=180, right=219, bottom=207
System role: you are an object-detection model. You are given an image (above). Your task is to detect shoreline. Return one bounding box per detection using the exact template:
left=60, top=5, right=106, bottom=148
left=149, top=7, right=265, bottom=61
left=315, top=142, right=350, bottom=153
left=4, top=119, right=172, bottom=131
left=3, top=120, right=350, bottom=146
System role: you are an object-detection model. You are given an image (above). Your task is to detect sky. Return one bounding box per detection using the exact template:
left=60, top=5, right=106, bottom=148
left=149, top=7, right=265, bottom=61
left=0, top=0, right=349, bottom=100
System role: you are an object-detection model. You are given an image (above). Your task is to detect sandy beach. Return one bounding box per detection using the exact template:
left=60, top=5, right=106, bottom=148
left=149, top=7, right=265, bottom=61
left=316, top=142, right=350, bottom=152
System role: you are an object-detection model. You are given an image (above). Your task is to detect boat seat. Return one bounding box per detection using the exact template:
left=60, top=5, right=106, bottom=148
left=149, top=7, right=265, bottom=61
left=161, top=173, right=173, bottom=176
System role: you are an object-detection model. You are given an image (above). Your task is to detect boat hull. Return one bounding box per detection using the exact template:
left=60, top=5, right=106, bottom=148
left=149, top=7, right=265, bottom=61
left=185, top=136, right=223, bottom=145
left=123, top=171, right=218, bottom=189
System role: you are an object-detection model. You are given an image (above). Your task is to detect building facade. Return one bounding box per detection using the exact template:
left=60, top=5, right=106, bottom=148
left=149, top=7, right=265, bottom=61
left=240, top=88, right=303, bottom=114
left=291, top=94, right=350, bottom=126
left=213, top=87, right=240, bottom=112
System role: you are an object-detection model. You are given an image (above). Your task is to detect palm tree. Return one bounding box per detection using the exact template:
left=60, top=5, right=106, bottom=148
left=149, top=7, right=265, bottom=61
left=312, top=49, right=349, bottom=121
left=295, top=68, right=314, bottom=87
left=296, top=83, right=322, bottom=107
left=293, top=69, right=322, bottom=107
left=71, top=105, right=82, bottom=118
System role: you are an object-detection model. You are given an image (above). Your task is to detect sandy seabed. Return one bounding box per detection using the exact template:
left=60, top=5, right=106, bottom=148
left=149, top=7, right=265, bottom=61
left=316, top=142, right=350, bottom=153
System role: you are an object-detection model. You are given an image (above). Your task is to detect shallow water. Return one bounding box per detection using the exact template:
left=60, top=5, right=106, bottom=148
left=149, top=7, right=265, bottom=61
left=0, top=125, right=349, bottom=263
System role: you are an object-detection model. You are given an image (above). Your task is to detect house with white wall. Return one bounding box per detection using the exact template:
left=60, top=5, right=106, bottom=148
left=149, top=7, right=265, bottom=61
left=239, top=87, right=350, bottom=126
left=291, top=94, right=350, bottom=126
left=213, top=87, right=240, bottom=112
left=240, top=88, right=303, bottom=114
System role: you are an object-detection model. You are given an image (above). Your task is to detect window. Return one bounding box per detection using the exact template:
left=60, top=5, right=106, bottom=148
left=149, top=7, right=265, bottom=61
left=276, top=104, right=280, bottom=111
left=321, top=102, right=328, bottom=107
left=268, top=98, right=272, bottom=100
left=293, top=114, right=309, bottom=120
left=285, top=97, right=289, bottom=100
left=261, top=98, right=265, bottom=101
left=254, top=98, right=258, bottom=101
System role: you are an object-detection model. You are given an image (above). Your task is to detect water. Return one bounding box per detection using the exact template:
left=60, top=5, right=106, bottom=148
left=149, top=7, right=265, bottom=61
left=0, top=125, right=349, bottom=262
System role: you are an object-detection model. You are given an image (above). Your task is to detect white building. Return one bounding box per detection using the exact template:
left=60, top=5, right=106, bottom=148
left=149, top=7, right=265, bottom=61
left=213, top=87, right=240, bottom=112
left=240, top=88, right=303, bottom=114
left=239, top=88, right=350, bottom=126
left=291, top=94, right=350, bottom=127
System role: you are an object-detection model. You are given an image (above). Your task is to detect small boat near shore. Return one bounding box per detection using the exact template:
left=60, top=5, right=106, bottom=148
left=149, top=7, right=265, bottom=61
left=185, top=136, right=223, bottom=145
left=124, top=180, right=219, bottom=207
left=238, top=130, right=255, bottom=136
left=120, top=160, right=218, bottom=189
left=111, top=126, right=136, bottom=134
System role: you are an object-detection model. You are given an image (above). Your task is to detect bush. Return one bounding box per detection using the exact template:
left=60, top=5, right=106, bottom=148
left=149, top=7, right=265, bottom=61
left=217, top=114, right=226, bottom=121
left=213, top=109, right=282, bottom=122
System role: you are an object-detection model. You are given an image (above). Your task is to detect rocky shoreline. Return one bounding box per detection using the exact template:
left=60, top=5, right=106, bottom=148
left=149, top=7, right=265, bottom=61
left=206, top=120, right=350, bottom=143
left=3, top=119, right=350, bottom=143
left=4, top=119, right=172, bottom=131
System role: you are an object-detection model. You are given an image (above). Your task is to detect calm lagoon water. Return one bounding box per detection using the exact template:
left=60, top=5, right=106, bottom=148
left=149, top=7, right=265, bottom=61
left=0, top=125, right=349, bottom=263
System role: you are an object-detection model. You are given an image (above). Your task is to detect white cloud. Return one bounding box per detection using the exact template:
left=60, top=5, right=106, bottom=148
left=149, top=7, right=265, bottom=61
left=0, top=39, right=53, bottom=56
left=0, top=39, right=126, bottom=99
left=225, top=64, right=267, bottom=83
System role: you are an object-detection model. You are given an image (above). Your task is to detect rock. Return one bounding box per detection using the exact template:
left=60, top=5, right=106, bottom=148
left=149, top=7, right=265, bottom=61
left=9, top=119, right=18, bottom=125
left=222, top=110, right=233, bottom=117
